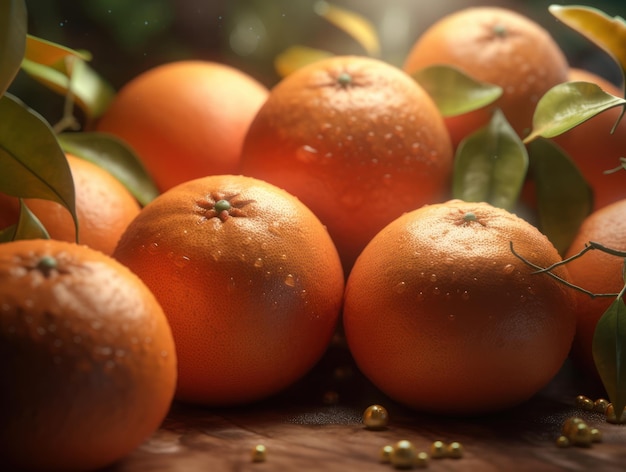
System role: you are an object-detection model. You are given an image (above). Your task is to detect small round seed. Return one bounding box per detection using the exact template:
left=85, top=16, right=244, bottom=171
left=390, top=440, right=417, bottom=469
left=414, top=451, right=429, bottom=468
left=322, top=390, right=339, bottom=405
left=447, top=441, right=464, bottom=459
left=579, top=396, right=595, bottom=411
left=594, top=398, right=610, bottom=414
left=570, top=422, right=593, bottom=447
left=575, top=394, right=592, bottom=409
left=251, top=444, right=267, bottom=462
left=430, top=440, right=447, bottom=459
left=363, top=404, right=389, bottom=430
left=380, top=445, right=394, bottom=463
left=562, top=417, right=585, bottom=438
left=556, top=435, right=571, bottom=448
left=590, top=428, right=603, bottom=443
left=606, top=403, right=626, bottom=424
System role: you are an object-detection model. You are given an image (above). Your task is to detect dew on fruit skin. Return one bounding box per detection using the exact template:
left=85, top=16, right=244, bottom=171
left=433, top=287, right=441, bottom=295
left=284, top=274, right=296, bottom=287
left=147, top=242, right=159, bottom=255
left=393, top=281, right=407, bottom=294
left=211, top=249, right=222, bottom=261
left=254, top=257, right=264, bottom=268
left=296, top=144, right=319, bottom=164
left=269, top=222, right=282, bottom=236
left=502, top=263, right=515, bottom=275
left=430, top=274, right=437, bottom=282
left=174, top=255, right=191, bottom=268
left=461, top=290, right=470, bottom=301
left=417, top=291, right=425, bottom=301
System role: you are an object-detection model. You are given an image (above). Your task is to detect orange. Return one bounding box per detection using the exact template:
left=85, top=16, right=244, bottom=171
left=96, top=60, right=269, bottom=192
left=343, top=199, right=577, bottom=415
left=552, top=68, right=626, bottom=211
left=563, top=198, right=626, bottom=383
left=239, top=55, right=453, bottom=273
left=403, top=6, right=569, bottom=147
left=0, top=239, right=176, bottom=471
left=0, top=153, right=140, bottom=256
left=113, top=174, right=344, bottom=406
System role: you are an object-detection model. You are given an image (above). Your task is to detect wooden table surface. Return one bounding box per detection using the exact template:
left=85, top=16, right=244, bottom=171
left=109, top=339, right=626, bottom=471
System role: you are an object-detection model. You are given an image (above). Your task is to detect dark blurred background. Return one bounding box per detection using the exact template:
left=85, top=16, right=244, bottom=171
left=13, top=0, right=626, bottom=122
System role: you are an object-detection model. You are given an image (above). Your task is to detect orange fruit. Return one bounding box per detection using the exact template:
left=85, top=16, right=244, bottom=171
left=96, top=60, right=269, bottom=192
left=113, top=174, right=344, bottom=406
left=552, top=68, right=626, bottom=211
left=403, top=6, right=569, bottom=147
left=0, top=154, right=140, bottom=256
left=563, top=198, right=626, bottom=383
left=0, top=239, right=176, bottom=472
left=343, top=199, right=577, bottom=415
left=239, top=55, right=453, bottom=273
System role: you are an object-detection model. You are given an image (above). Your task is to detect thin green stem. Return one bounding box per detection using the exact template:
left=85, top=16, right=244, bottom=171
left=509, top=241, right=621, bottom=299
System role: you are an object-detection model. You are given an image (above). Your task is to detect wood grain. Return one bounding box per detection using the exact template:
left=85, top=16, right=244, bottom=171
left=108, top=343, right=626, bottom=472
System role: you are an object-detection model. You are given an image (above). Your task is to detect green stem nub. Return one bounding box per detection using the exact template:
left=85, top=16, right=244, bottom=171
left=337, top=72, right=353, bottom=87
left=463, top=212, right=478, bottom=223
left=214, top=199, right=232, bottom=213
left=36, top=255, right=58, bottom=276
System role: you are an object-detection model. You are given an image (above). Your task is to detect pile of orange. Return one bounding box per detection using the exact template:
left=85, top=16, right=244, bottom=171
left=3, top=3, right=626, bottom=470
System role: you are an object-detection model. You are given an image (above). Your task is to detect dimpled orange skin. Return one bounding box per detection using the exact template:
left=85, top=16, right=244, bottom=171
left=343, top=200, right=577, bottom=415
left=96, top=61, right=269, bottom=192
left=0, top=239, right=177, bottom=472
left=113, top=174, right=345, bottom=406
left=239, top=55, right=453, bottom=273
left=564, top=199, right=626, bottom=383
left=403, top=6, right=569, bottom=147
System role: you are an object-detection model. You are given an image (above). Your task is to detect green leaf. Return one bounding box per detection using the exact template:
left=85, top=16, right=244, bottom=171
left=58, top=131, right=159, bottom=206
left=526, top=138, right=593, bottom=254
left=21, top=55, right=115, bottom=120
left=525, top=81, right=626, bottom=142
left=412, top=65, right=503, bottom=117
left=593, top=296, right=626, bottom=423
left=549, top=5, right=626, bottom=93
left=453, top=109, right=528, bottom=211
left=0, top=0, right=27, bottom=97
left=1, top=200, right=52, bottom=242
left=314, top=0, right=380, bottom=57
left=274, top=45, right=334, bottom=78
left=0, top=93, right=78, bottom=235
left=24, top=34, right=92, bottom=65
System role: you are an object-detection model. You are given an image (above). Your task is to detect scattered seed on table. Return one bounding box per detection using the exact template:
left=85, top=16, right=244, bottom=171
left=363, top=404, right=389, bottom=430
